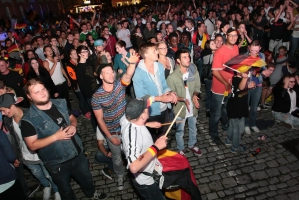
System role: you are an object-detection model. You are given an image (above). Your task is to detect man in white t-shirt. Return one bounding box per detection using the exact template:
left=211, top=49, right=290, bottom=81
left=204, top=10, right=215, bottom=37
left=35, top=36, right=45, bottom=61
left=156, top=14, right=170, bottom=30
left=121, top=95, right=167, bottom=199
left=116, top=20, right=132, bottom=49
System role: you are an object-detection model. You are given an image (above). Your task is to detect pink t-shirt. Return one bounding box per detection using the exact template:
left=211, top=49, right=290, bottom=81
left=211, top=44, right=239, bottom=94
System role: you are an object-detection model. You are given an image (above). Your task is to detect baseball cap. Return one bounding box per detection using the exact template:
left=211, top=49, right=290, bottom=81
left=227, top=27, right=237, bottom=35
left=94, top=39, right=104, bottom=47
left=0, top=93, right=23, bottom=108
left=125, top=95, right=153, bottom=120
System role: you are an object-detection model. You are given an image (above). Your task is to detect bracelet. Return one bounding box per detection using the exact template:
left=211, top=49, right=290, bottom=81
left=183, top=98, right=186, bottom=102
left=152, top=145, right=159, bottom=151
left=147, top=145, right=158, bottom=157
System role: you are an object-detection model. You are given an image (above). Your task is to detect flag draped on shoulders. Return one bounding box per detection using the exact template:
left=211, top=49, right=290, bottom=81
left=7, top=44, right=20, bottom=54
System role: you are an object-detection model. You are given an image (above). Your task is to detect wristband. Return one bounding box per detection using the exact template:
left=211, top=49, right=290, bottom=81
left=151, top=145, right=159, bottom=151
left=147, top=145, right=158, bottom=157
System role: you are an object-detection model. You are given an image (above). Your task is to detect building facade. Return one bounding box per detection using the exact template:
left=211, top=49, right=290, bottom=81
left=0, top=0, right=64, bottom=19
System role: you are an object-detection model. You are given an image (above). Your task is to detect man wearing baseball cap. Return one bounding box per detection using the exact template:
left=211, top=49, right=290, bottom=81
left=209, top=27, right=239, bottom=146
left=121, top=95, right=168, bottom=199
left=89, top=39, right=107, bottom=68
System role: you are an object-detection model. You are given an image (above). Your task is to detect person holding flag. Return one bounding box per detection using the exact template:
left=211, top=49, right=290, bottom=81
left=121, top=96, right=202, bottom=200
left=225, top=70, right=256, bottom=153
left=209, top=27, right=239, bottom=146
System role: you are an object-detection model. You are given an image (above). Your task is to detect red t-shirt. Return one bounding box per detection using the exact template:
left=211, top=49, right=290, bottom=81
left=211, top=44, right=239, bottom=94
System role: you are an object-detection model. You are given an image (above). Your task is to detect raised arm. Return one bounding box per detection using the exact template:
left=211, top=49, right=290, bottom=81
left=192, top=0, right=197, bottom=9
left=166, top=4, right=171, bottom=20
left=68, top=15, right=80, bottom=28
left=91, top=10, right=96, bottom=26
left=121, top=49, right=140, bottom=83
left=274, top=5, right=284, bottom=23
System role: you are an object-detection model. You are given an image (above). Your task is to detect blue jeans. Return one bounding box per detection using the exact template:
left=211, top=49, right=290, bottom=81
left=209, top=93, right=229, bottom=139
left=15, top=163, right=30, bottom=198
left=226, top=117, right=245, bottom=150
left=204, top=79, right=212, bottom=111
left=272, top=111, right=299, bottom=126
left=245, top=86, right=262, bottom=127
left=289, top=36, right=299, bottom=59
left=45, top=153, right=95, bottom=200
left=74, top=90, right=90, bottom=115
left=195, top=59, right=203, bottom=80
left=132, top=179, right=164, bottom=200
left=26, top=163, right=59, bottom=193
left=176, top=116, right=197, bottom=151
left=106, top=135, right=124, bottom=177
left=95, top=147, right=114, bottom=171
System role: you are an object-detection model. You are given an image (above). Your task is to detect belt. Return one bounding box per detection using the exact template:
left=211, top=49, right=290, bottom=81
left=110, top=132, right=121, bottom=135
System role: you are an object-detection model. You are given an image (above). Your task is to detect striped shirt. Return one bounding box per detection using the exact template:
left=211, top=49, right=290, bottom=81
left=91, top=79, right=129, bottom=132
left=120, top=116, right=157, bottom=185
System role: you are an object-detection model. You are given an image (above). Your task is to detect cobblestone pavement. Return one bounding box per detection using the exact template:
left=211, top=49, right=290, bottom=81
left=25, top=87, right=299, bottom=200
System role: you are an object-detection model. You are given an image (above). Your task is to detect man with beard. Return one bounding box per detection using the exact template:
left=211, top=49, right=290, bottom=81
left=92, top=50, right=139, bottom=191
left=20, top=79, right=107, bottom=200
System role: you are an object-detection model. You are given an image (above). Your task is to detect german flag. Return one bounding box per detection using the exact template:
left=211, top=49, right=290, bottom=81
left=14, top=23, right=27, bottom=29
left=158, top=150, right=202, bottom=200
left=224, top=54, right=266, bottom=74
left=7, top=44, right=20, bottom=54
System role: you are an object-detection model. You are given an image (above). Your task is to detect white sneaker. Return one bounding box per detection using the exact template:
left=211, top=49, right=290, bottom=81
left=117, top=177, right=124, bottom=190
left=54, top=192, right=61, bottom=200
left=251, top=126, right=260, bottom=133
left=43, top=184, right=52, bottom=200
left=257, top=106, right=261, bottom=111
left=179, top=150, right=185, bottom=156
left=244, top=126, right=251, bottom=134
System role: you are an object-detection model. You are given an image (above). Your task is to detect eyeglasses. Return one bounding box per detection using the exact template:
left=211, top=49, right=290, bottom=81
left=80, top=50, right=89, bottom=54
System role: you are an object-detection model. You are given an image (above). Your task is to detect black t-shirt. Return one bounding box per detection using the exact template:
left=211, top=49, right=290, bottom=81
left=227, top=76, right=249, bottom=119
left=237, top=35, right=250, bottom=55
left=0, top=71, right=23, bottom=96
left=270, top=19, right=285, bottom=40
left=21, top=104, right=81, bottom=153
left=75, top=61, right=99, bottom=98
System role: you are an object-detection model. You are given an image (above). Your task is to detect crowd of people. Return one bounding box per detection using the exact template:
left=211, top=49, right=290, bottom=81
left=1, top=0, right=299, bottom=199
